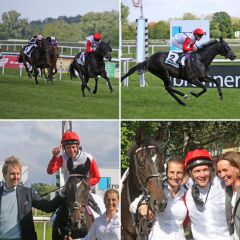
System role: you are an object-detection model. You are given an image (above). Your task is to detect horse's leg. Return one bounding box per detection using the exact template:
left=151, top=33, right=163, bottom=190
left=151, top=70, right=187, bottom=105
left=32, top=65, right=39, bottom=85
left=22, top=57, right=32, bottom=79
left=203, top=76, right=223, bottom=100
left=189, top=78, right=207, bottom=98
left=100, top=71, right=113, bottom=93
left=93, top=77, right=98, bottom=94
left=47, top=66, right=53, bottom=84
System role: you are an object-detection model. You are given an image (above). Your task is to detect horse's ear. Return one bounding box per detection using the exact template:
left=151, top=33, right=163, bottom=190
left=108, top=40, right=110, bottom=45
left=84, top=158, right=91, bottom=173
left=135, top=128, right=144, bottom=146
left=219, top=37, right=223, bottom=43
left=155, top=127, right=164, bottom=142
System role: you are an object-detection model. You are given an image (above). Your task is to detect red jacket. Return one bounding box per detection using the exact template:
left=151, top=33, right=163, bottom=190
left=47, top=153, right=100, bottom=186
left=183, top=37, right=195, bottom=52
left=85, top=40, right=95, bottom=53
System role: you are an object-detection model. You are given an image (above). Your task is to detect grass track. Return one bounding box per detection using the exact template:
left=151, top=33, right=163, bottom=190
left=121, top=73, right=240, bottom=119
left=0, top=70, right=119, bottom=119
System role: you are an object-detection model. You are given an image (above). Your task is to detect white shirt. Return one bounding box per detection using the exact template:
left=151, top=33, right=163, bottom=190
left=130, top=183, right=188, bottom=240
left=61, top=150, right=94, bottom=182
left=186, top=176, right=232, bottom=240
left=77, top=212, right=120, bottom=240
left=171, top=33, right=196, bottom=50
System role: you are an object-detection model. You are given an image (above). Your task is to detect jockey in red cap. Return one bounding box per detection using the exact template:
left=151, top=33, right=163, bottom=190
left=77, top=32, right=102, bottom=65
left=47, top=131, right=102, bottom=216
left=183, top=149, right=231, bottom=239
left=172, top=28, right=205, bottom=66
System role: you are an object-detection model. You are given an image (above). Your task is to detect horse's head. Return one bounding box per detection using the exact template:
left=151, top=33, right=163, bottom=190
left=65, top=159, right=91, bottom=231
left=96, top=40, right=112, bottom=61
left=130, top=128, right=167, bottom=213
left=218, top=37, right=236, bottom=61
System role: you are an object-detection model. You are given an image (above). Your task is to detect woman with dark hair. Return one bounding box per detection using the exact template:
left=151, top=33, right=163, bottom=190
left=216, top=151, right=240, bottom=240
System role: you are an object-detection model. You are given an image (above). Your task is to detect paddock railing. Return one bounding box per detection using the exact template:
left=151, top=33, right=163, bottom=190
left=33, top=216, right=50, bottom=240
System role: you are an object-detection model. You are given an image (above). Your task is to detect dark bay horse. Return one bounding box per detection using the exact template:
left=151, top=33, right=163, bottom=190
left=121, top=128, right=167, bottom=240
left=69, top=40, right=113, bottom=97
left=18, top=37, right=59, bottom=84
left=121, top=38, right=236, bottom=106
left=52, top=159, right=94, bottom=240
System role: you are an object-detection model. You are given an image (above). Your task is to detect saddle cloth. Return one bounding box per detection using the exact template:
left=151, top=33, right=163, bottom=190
left=165, top=50, right=186, bottom=68
left=24, top=44, right=37, bottom=58
left=76, top=52, right=85, bottom=65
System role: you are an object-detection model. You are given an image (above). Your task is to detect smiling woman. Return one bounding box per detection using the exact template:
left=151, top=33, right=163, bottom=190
left=216, top=152, right=240, bottom=240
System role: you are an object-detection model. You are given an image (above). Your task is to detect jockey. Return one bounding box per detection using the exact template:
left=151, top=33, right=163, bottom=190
left=172, top=28, right=204, bottom=66
left=47, top=131, right=102, bottom=214
left=77, top=32, right=102, bottom=65
left=50, top=36, right=58, bottom=46
left=24, top=34, right=44, bottom=56
left=184, top=149, right=232, bottom=239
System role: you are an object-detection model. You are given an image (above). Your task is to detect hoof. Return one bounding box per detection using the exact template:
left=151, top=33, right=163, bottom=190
left=93, top=90, right=97, bottom=94
left=184, top=94, right=190, bottom=100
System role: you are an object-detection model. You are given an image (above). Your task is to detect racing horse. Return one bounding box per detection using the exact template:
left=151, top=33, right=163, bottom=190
left=121, top=128, right=167, bottom=240
left=52, top=159, right=94, bottom=240
left=18, top=37, right=58, bottom=84
left=121, top=37, right=236, bottom=106
left=69, top=40, right=113, bottom=97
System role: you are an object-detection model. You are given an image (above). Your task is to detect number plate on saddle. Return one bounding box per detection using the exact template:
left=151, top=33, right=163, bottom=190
left=165, top=50, right=185, bottom=68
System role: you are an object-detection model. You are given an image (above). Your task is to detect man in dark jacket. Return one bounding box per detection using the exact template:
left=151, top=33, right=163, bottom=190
left=0, top=156, right=64, bottom=240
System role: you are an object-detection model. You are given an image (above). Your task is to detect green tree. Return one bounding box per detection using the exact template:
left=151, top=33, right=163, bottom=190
left=78, top=11, right=119, bottom=47
left=181, top=12, right=200, bottom=20
left=121, top=3, right=129, bottom=25
left=31, top=183, right=56, bottom=200
left=1, top=10, right=30, bottom=38
left=211, top=12, right=234, bottom=38
left=149, top=21, right=170, bottom=39
left=232, top=17, right=240, bottom=33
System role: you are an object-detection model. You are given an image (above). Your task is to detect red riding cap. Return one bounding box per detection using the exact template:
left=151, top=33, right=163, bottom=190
left=184, top=149, right=212, bottom=170
left=193, top=28, right=204, bottom=36
left=61, top=131, right=80, bottom=146
left=93, top=32, right=101, bottom=41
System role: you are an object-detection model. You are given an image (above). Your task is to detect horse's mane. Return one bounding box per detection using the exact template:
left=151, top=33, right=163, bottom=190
left=196, top=40, right=218, bottom=52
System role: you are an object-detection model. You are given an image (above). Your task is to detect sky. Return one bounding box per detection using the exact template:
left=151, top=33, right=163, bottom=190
left=122, top=0, right=240, bottom=22
left=0, top=121, right=119, bottom=186
left=0, top=0, right=119, bottom=21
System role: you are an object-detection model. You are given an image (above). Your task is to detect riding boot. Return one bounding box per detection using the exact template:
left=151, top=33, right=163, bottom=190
left=176, top=52, right=185, bottom=67
left=88, top=194, right=101, bottom=214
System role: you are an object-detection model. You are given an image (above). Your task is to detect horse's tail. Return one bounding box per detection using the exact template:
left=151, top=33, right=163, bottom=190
left=69, top=61, right=77, bottom=79
left=121, top=60, right=148, bottom=82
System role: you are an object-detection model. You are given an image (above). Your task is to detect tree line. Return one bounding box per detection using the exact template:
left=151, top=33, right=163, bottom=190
left=121, top=3, right=240, bottom=39
left=0, top=10, right=119, bottom=46
left=121, top=121, right=240, bottom=168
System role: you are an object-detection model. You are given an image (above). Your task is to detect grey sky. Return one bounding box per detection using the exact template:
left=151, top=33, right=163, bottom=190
left=122, top=0, right=240, bottom=22
left=0, top=121, right=119, bottom=186
left=0, top=0, right=119, bottom=21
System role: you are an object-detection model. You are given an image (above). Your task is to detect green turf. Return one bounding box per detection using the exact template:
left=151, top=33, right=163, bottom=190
left=121, top=73, right=240, bottom=119
left=0, top=69, right=119, bottom=119
left=35, top=222, right=52, bottom=240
